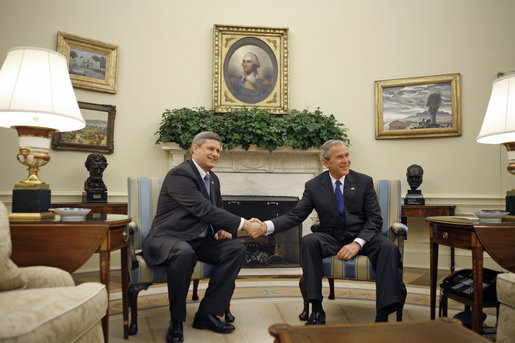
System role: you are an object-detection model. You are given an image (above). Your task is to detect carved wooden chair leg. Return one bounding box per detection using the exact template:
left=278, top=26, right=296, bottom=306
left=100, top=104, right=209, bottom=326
left=192, top=279, right=200, bottom=300
left=328, top=277, right=335, bottom=299
left=224, top=283, right=236, bottom=323
left=396, top=306, right=403, bottom=322
left=298, top=277, right=309, bottom=321
left=128, top=283, right=152, bottom=335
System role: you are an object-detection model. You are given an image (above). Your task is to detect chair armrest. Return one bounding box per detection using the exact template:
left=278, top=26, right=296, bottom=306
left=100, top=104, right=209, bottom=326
left=128, top=221, right=140, bottom=270
left=389, top=222, right=408, bottom=260
left=390, top=222, right=408, bottom=238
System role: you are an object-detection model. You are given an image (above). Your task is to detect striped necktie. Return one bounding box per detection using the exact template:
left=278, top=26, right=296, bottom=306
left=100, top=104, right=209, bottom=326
left=335, top=180, right=345, bottom=223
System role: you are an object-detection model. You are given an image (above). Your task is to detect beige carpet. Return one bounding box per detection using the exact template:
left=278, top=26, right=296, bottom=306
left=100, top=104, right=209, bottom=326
left=108, top=279, right=497, bottom=342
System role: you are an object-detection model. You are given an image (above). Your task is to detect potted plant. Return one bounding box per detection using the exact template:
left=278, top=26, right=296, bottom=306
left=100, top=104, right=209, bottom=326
left=155, top=107, right=349, bottom=151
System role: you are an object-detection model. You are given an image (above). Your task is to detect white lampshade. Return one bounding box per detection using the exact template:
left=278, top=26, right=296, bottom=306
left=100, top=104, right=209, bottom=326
left=0, top=46, right=85, bottom=132
left=476, top=73, right=515, bottom=144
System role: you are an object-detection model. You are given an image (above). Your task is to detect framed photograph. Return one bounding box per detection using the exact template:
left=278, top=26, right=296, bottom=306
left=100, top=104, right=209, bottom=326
left=51, top=101, right=116, bottom=153
left=375, top=73, right=461, bottom=139
left=57, top=31, right=119, bottom=94
left=213, top=25, right=289, bottom=114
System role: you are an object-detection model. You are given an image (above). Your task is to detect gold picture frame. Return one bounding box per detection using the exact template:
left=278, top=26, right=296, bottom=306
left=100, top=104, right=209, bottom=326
left=375, top=73, right=461, bottom=139
left=57, top=32, right=119, bottom=94
left=51, top=101, right=116, bottom=153
left=213, top=25, right=289, bottom=114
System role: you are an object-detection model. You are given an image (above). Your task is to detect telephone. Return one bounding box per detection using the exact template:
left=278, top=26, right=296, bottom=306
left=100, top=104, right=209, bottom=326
left=440, top=268, right=500, bottom=301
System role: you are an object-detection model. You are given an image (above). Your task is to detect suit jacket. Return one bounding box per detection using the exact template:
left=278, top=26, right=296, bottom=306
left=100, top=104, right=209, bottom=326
left=272, top=169, right=382, bottom=243
left=143, top=159, right=241, bottom=266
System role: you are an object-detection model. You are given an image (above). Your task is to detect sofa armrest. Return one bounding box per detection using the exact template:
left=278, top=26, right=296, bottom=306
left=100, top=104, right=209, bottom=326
left=19, top=266, right=75, bottom=289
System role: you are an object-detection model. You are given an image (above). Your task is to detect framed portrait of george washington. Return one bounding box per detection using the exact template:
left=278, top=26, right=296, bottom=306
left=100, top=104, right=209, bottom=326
left=375, top=73, right=461, bottom=139
left=213, top=25, right=289, bottom=114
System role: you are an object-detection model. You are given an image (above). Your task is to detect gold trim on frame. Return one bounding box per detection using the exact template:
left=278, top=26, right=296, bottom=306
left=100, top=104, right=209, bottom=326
left=213, top=25, right=289, bottom=114
left=57, top=31, right=119, bottom=94
left=375, top=73, right=461, bottom=139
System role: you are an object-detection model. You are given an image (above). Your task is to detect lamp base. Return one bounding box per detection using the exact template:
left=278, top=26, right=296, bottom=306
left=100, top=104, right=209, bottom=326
left=12, top=189, right=51, bottom=213
left=506, top=192, right=515, bottom=216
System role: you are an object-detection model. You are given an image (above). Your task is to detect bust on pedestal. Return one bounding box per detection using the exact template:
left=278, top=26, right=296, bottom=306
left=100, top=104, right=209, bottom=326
left=83, top=153, right=108, bottom=203
left=405, top=164, right=425, bottom=205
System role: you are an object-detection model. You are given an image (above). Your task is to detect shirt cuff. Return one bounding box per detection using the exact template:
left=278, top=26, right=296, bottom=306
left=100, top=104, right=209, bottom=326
left=238, top=218, right=244, bottom=230
left=353, top=238, right=365, bottom=249
left=264, top=220, right=275, bottom=235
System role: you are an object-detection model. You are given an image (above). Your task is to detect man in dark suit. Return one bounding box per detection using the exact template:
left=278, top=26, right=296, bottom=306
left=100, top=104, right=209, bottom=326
left=252, top=139, right=405, bottom=324
left=143, top=131, right=262, bottom=343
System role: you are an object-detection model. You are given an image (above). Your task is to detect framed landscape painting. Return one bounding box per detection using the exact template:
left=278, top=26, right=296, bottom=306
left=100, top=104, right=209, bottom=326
left=213, top=25, right=289, bottom=114
left=51, top=102, right=116, bottom=153
left=375, top=73, right=461, bottom=139
left=57, top=32, right=119, bottom=94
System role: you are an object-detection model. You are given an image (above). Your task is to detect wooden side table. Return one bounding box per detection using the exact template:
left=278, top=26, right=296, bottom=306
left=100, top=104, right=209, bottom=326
left=52, top=202, right=128, bottom=214
left=402, top=205, right=456, bottom=271
left=425, top=216, right=515, bottom=334
left=10, top=214, right=131, bottom=342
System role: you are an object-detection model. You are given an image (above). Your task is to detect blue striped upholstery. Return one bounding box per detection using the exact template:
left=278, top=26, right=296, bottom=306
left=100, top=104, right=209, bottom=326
left=127, top=177, right=214, bottom=285
left=321, top=180, right=402, bottom=281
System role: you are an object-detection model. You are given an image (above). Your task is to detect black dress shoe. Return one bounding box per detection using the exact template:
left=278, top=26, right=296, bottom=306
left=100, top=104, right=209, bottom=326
left=193, top=312, right=235, bottom=333
left=166, top=318, right=184, bottom=343
left=305, top=311, right=326, bottom=325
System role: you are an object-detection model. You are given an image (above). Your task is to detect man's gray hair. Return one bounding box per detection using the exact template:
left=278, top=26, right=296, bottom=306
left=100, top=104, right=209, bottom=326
left=320, top=139, right=347, bottom=161
left=244, top=52, right=260, bottom=69
left=191, top=131, right=222, bottom=149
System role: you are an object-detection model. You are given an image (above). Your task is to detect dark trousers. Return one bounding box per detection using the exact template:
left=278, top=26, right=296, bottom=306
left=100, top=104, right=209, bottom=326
left=164, top=236, right=246, bottom=321
left=301, top=231, right=403, bottom=311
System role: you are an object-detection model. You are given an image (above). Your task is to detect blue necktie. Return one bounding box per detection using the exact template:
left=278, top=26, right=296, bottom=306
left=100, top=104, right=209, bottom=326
left=203, top=174, right=214, bottom=236
left=204, top=174, right=211, bottom=196
left=335, top=180, right=345, bottom=223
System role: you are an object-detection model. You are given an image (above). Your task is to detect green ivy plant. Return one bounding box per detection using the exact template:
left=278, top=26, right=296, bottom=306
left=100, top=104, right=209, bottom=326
left=155, top=107, right=349, bottom=151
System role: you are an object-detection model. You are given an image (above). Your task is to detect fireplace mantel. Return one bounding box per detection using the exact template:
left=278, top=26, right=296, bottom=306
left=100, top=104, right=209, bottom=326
left=161, top=142, right=323, bottom=174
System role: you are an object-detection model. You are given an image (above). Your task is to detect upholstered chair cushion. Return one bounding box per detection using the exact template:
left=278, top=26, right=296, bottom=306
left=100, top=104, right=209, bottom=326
left=131, top=251, right=213, bottom=284
left=496, top=272, right=515, bottom=343
left=0, top=202, right=27, bottom=291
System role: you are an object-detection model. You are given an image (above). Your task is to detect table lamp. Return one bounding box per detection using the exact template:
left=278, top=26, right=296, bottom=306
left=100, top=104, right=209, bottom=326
left=0, top=47, right=85, bottom=220
left=476, top=73, right=515, bottom=214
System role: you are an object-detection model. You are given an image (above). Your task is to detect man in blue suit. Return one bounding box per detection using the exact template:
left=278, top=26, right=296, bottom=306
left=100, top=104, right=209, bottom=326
left=143, top=131, right=262, bottom=342
left=252, top=139, right=406, bottom=324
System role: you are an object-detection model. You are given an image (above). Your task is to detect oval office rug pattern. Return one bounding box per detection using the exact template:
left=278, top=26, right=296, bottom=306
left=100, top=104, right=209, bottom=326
left=107, top=279, right=497, bottom=343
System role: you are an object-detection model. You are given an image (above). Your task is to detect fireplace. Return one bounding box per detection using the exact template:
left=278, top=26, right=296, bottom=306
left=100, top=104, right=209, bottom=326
left=223, top=196, right=301, bottom=268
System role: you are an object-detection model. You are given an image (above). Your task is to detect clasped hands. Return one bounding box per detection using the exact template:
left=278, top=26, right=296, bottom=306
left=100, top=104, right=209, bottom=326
left=242, top=218, right=266, bottom=238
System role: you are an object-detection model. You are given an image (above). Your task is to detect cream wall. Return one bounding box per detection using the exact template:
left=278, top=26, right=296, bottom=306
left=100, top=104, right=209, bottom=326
left=1, top=0, right=515, bottom=271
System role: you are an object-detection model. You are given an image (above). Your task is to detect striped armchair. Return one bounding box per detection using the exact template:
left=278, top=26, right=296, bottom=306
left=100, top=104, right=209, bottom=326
left=127, top=177, right=233, bottom=335
left=298, top=179, right=408, bottom=321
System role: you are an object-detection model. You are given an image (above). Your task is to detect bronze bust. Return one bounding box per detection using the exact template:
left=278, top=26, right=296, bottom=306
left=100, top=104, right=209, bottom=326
left=405, top=164, right=425, bottom=205
left=84, top=153, right=108, bottom=193
left=406, top=164, right=424, bottom=190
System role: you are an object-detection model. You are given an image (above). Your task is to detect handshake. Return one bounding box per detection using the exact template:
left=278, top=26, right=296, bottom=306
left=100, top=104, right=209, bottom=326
left=242, top=218, right=267, bottom=238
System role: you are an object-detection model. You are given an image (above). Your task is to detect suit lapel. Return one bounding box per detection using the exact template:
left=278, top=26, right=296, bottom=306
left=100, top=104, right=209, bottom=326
left=187, top=160, right=211, bottom=201
left=343, top=171, right=357, bottom=205
left=320, top=172, right=341, bottom=220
